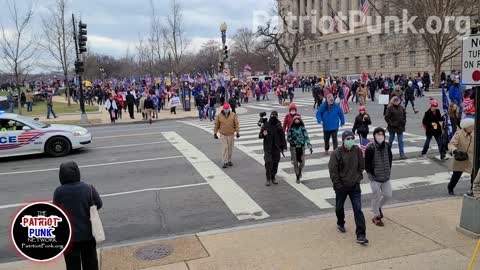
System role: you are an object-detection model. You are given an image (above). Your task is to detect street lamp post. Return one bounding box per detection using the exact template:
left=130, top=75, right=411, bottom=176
left=220, top=22, right=228, bottom=101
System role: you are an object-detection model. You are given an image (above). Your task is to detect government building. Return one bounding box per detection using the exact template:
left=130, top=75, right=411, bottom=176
left=279, top=0, right=464, bottom=78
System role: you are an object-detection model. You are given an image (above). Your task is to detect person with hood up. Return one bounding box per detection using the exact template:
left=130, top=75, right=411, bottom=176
left=214, top=103, right=240, bottom=168
left=385, top=97, right=407, bottom=160
left=53, top=161, right=102, bottom=270
left=352, top=106, right=371, bottom=142
left=421, top=99, right=446, bottom=160
left=283, top=103, right=301, bottom=133
left=365, top=127, right=393, bottom=227
left=316, top=94, right=345, bottom=154
left=287, top=116, right=313, bottom=183
left=259, top=111, right=287, bottom=186
left=328, top=130, right=368, bottom=244
left=448, top=118, right=475, bottom=196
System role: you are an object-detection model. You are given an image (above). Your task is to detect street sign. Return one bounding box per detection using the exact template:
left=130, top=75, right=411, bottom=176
left=223, top=69, right=230, bottom=77
left=462, top=35, right=480, bottom=85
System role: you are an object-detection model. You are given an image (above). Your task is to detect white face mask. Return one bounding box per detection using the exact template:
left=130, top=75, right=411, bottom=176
left=375, top=135, right=385, bottom=144
left=290, top=110, right=296, bottom=115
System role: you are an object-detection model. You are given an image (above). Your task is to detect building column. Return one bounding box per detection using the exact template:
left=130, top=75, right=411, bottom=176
left=306, top=0, right=312, bottom=16
left=314, top=0, right=320, bottom=26
left=300, top=0, right=305, bottom=16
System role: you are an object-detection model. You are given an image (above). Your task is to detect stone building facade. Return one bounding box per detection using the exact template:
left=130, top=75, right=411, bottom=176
left=279, top=0, right=463, bottom=78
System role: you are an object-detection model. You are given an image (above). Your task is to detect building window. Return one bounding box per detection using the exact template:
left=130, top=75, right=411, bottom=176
left=303, top=62, right=307, bottom=72
left=317, top=45, right=321, bottom=54
left=310, top=46, right=314, bottom=55
left=335, top=59, right=339, bottom=70
left=318, top=60, right=322, bottom=72
left=355, top=38, right=360, bottom=48
left=379, top=34, right=386, bottom=45
left=344, top=58, right=349, bottom=71
left=296, top=62, right=300, bottom=72
left=310, top=61, right=314, bottom=72
left=344, top=40, right=349, bottom=49
left=394, top=53, right=399, bottom=68
left=325, top=43, right=329, bottom=50
left=379, top=54, right=385, bottom=69
left=367, top=55, right=372, bottom=69
left=302, top=47, right=306, bottom=56
left=367, top=36, right=372, bottom=46
left=409, top=51, right=416, bottom=67
left=355, top=57, right=360, bottom=73
left=334, top=42, right=338, bottom=51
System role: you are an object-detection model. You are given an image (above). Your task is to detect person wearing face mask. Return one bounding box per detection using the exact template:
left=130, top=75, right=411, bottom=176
left=365, top=128, right=393, bottom=227
left=447, top=118, right=474, bottom=196
left=385, top=97, right=407, bottom=160
left=316, top=94, right=345, bottom=154
left=214, top=103, right=240, bottom=169
left=449, top=79, right=463, bottom=118
left=283, top=103, right=301, bottom=133
left=404, top=81, right=419, bottom=114
left=259, top=111, right=287, bottom=186
left=328, top=130, right=368, bottom=244
left=287, top=116, right=313, bottom=183
left=352, top=106, right=371, bottom=143
left=421, top=99, right=446, bottom=160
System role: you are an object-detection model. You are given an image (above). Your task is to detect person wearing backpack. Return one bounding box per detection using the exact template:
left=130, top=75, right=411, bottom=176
left=328, top=130, right=368, bottom=244
left=287, top=116, right=313, bottom=183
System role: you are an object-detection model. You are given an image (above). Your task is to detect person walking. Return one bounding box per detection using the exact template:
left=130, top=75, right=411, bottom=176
left=316, top=94, right=346, bottom=154
left=208, top=92, right=217, bottom=121
left=259, top=111, right=287, bottom=186
left=404, top=81, right=419, bottom=114
left=365, top=127, right=393, bottom=227
left=328, top=130, right=368, bottom=244
left=46, top=93, right=57, bottom=119
left=126, top=91, right=135, bottom=119
left=228, top=95, right=237, bottom=114
left=385, top=97, right=407, bottom=159
left=105, top=94, right=118, bottom=124
left=214, top=103, right=240, bottom=168
left=287, top=116, right=313, bottom=183
left=449, top=79, right=463, bottom=118
left=195, top=92, right=206, bottom=121
left=6, top=90, right=14, bottom=113
left=168, top=93, right=180, bottom=115
left=448, top=103, right=461, bottom=135
left=25, top=90, right=34, bottom=112
left=448, top=118, right=475, bottom=196
left=283, top=103, right=301, bottom=133
left=357, top=83, right=368, bottom=106
left=53, top=161, right=102, bottom=270
left=144, top=94, right=154, bottom=124
left=421, top=99, right=446, bottom=160
left=352, top=106, right=371, bottom=143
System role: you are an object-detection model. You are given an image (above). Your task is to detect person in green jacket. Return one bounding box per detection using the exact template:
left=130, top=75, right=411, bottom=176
left=287, top=116, right=313, bottom=183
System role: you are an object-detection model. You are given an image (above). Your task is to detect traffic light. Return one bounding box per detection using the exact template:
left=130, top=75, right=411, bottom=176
left=75, top=60, right=84, bottom=74
left=78, top=21, right=87, bottom=53
left=223, top=45, right=229, bottom=61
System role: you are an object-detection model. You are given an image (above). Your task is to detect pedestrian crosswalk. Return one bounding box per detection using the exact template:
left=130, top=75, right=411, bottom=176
left=179, top=113, right=452, bottom=210
left=240, top=97, right=314, bottom=111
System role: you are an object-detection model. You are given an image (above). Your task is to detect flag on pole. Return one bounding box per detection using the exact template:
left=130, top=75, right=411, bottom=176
left=332, top=12, right=338, bottom=32
left=442, top=84, right=453, bottom=141
left=359, top=136, right=371, bottom=157
left=360, top=0, right=369, bottom=24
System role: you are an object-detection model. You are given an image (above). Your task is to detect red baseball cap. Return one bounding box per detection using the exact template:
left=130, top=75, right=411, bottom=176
left=223, top=103, right=231, bottom=110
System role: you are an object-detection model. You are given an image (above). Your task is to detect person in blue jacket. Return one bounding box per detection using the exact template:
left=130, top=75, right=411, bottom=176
left=316, top=94, right=346, bottom=154
left=449, top=79, right=463, bottom=118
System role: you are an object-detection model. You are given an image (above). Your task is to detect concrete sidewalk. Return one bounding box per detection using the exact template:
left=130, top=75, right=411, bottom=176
left=2, top=198, right=478, bottom=270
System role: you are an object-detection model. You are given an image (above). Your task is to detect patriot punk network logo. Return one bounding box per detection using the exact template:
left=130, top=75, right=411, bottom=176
left=11, top=202, right=71, bottom=262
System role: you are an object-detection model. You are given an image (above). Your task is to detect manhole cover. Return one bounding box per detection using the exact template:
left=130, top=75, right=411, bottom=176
left=133, top=246, right=174, bottom=260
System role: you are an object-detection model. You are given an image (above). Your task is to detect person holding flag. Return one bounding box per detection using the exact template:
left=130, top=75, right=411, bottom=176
left=421, top=99, right=446, bottom=160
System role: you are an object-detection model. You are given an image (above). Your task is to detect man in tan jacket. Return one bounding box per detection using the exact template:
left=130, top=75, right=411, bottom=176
left=214, top=103, right=240, bottom=168
left=25, top=90, right=34, bottom=112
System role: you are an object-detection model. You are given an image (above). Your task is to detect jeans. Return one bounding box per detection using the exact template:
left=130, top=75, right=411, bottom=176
left=64, top=239, right=98, bottom=270
left=421, top=134, right=444, bottom=156
left=27, top=102, right=33, bottom=112
left=388, top=131, right=405, bottom=158
left=324, top=130, right=338, bottom=151
left=197, top=106, right=204, bottom=120
left=405, top=98, right=415, bottom=111
left=8, top=102, right=14, bottom=113
left=47, top=105, right=56, bottom=119
left=209, top=106, right=216, bottom=121
left=335, top=184, right=366, bottom=237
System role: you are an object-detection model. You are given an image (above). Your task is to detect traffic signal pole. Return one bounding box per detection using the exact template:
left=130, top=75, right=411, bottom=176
left=72, top=14, right=88, bottom=124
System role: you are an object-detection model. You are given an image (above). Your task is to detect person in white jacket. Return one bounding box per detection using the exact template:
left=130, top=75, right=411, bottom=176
left=105, top=95, right=118, bottom=123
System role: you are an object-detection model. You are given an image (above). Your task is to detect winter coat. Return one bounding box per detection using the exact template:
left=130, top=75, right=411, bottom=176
left=105, top=99, right=118, bottom=111
left=422, top=109, right=443, bottom=137
left=316, top=102, right=345, bottom=131
left=259, top=118, right=287, bottom=153
left=448, top=129, right=474, bottom=173
left=144, top=98, right=154, bottom=109
left=328, top=145, right=365, bottom=190
left=283, top=103, right=301, bottom=132
left=195, top=95, right=206, bottom=107
left=352, top=113, right=372, bottom=135
left=53, top=161, right=102, bottom=242
left=357, top=86, right=368, bottom=99
left=214, top=111, right=240, bottom=136
left=365, top=142, right=393, bottom=183
left=404, top=86, right=415, bottom=100
left=449, top=85, right=462, bottom=103
left=126, top=93, right=135, bottom=105
left=287, top=116, right=312, bottom=149
left=385, top=105, right=406, bottom=133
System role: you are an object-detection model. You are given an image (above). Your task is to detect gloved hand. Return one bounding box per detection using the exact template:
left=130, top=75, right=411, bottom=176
left=236, top=133, right=240, bottom=138
left=214, top=134, right=219, bottom=139
left=310, top=148, right=313, bottom=154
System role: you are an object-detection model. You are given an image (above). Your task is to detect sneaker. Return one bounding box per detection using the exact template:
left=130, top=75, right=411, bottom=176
left=337, top=225, right=346, bottom=233
left=448, top=190, right=455, bottom=196
left=372, top=217, right=384, bottom=227
left=222, top=163, right=228, bottom=169
left=357, top=236, right=369, bottom=244
left=379, top=208, right=384, bottom=219
left=227, top=161, right=233, bottom=167
left=265, top=180, right=271, bottom=186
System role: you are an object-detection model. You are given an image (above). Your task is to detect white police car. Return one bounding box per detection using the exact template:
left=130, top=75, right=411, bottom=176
left=0, top=112, right=92, bottom=158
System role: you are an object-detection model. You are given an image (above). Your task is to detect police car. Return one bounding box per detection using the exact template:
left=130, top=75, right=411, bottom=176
left=0, top=112, right=92, bottom=158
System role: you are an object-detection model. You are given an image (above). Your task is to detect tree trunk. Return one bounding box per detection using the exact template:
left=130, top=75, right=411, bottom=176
left=434, top=61, right=442, bottom=89
left=64, top=75, right=71, bottom=106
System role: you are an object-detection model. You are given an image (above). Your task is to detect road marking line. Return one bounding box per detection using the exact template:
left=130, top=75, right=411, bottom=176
left=95, top=132, right=165, bottom=139
left=0, top=156, right=183, bottom=176
left=242, top=105, right=274, bottom=111
left=162, top=131, right=269, bottom=221
left=91, top=141, right=168, bottom=150
left=0, top=183, right=209, bottom=210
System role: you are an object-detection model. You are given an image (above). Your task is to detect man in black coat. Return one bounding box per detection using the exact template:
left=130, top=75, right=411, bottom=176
left=259, top=111, right=287, bottom=186
left=126, top=91, right=135, bottom=119
left=421, top=99, right=446, bottom=160
left=53, top=161, right=102, bottom=270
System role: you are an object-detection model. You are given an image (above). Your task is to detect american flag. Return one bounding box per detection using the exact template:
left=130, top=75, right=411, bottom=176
left=360, top=0, right=369, bottom=24
left=340, top=86, right=350, bottom=114
left=359, top=136, right=372, bottom=157
left=442, top=84, right=453, bottom=141
left=332, top=12, right=338, bottom=32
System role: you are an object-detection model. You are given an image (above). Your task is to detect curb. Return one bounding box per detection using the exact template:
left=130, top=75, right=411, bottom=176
left=52, top=115, right=199, bottom=127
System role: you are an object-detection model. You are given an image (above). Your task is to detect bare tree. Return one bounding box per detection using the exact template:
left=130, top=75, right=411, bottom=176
left=163, top=0, right=189, bottom=78
left=232, top=28, right=257, bottom=55
left=194, top=40, right=221, bottom=76
left=0, top=0, right=39, bottom=114
left=136, top=35, right=155, bottom=76
left=148, top=0, right=169, bottom=74
left=388, top=0, right=477, bottom=84
left=257, top=0, right=316, bottom=71
left=42, top=0, right=74, bottom=105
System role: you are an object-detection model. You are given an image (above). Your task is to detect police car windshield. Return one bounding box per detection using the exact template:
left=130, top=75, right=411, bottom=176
left=15, top=115, right=49, bottom=129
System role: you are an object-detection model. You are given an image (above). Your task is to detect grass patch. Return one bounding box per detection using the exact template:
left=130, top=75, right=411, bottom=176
left=13, top=101, right=98, bottom=116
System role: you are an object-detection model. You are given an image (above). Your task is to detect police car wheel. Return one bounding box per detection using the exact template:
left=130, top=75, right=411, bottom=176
left=46, top=137, right=71, bottom=157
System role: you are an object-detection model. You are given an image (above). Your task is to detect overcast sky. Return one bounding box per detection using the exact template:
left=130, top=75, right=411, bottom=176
left=0, top=0, right=272, bottom=58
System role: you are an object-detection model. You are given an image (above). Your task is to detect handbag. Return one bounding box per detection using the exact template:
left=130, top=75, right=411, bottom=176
left=90, top=185, right=105, bottom=243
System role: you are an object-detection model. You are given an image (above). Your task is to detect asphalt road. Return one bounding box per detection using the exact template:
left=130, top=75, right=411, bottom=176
left=0, top=90, right=470, bottom=262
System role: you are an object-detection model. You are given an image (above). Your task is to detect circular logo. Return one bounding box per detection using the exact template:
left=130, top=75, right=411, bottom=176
left=11, top=202, right=72, bottom=262
left=472, top=70, right=480, bottom=82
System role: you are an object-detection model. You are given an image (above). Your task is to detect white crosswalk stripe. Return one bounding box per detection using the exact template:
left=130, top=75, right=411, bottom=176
left=179, top=113, right=450, bottom=209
